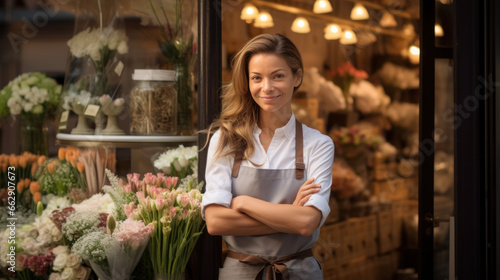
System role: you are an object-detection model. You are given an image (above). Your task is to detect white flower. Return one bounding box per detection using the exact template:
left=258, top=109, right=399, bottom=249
left=117, top=41, right=128, bottom=54
left=52, top=245, right=70, bottom=256
left=61, top=267, right=75, bottom=280
left=53, top=253, right=69, bottom=271
left=66, top=254, right=82, bottom=268
left=74, top=266, right=90, bottom=280
left=49, top=272, right=63, bottom=280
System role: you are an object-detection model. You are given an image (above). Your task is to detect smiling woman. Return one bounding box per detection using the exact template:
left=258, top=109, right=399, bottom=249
left=201, top=33, right=334, bottom=280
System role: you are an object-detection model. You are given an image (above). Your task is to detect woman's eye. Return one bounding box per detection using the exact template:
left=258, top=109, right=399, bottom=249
left=251, top=76, right=261, bottom=81
left=275, top=74, right=284, bottom=79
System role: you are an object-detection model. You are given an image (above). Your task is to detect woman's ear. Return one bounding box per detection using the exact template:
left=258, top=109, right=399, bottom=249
left=294, top=69, right=303, bottom=87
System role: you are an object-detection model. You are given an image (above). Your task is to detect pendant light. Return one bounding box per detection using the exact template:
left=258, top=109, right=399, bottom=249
left=340, top=29, right=358, bottom=45
left=324, top=23, right=342, bottom=40
left=379, top=11, right=397, bottom=27
left=435, top=24, right=444, bottom=37
left=254, top=11, right=274, bottom=29
left=291, top=17, right=310, bottom=33
left=240, top=3, right=259, bottom=23
left=313, top=0, right=333, bottom=14
left=408, top=44, right=420, bottom=64
left=350, top=3, right=369, bottom=20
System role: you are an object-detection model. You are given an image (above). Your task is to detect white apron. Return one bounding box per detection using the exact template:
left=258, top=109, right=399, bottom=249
left=219, top=120, right=323, bottom=280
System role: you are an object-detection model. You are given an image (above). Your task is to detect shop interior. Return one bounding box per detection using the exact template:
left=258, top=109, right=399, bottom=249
left=0, top=0, right=456, bottom=279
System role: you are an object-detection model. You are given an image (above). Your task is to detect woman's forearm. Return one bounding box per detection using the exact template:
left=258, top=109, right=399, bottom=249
left=232, top=195, right=322, bottom=236
left=205, top=204, right=279, bottom=236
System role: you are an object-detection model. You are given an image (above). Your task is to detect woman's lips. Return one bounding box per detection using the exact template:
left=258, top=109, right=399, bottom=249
left=260, top=95, right=280, bottom=102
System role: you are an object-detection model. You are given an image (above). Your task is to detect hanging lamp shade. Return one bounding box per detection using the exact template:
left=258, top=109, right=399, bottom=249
left=350, top=3, right=369, bottom=20
left=324, top=23, right=342, bottom=40
left=435, top=24, right=444, bottom=37
left=291, top=17, right=310, bottom=33
left=313, top=0, right=333, bottom=14
left=408, top=45, right=420, bottom=64
left=340, top=29, right=357, bottom=44
left=254, top=11, right=274, bottom=28
left=240, top=3, right=259, bottom=23
left=379, top=11, right=397, bottom=27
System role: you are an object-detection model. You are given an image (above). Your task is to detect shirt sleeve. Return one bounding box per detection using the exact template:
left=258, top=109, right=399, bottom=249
left=201, top=130, right=234, bottom=220
left=303, top=132, right=335, bottom=228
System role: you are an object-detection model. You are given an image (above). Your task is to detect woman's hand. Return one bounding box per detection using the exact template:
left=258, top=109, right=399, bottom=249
left=293, top=178, right=321, bottom=206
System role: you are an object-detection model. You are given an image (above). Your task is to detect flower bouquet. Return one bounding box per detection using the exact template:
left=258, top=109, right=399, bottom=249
left=0, top=72, right=62, bottom=155
left=122, top=172, right=204, bottom=279
left=330, top=62, right=368, bottom=111
left=153, top=145, right=198, bottom=179
left=63, top=9, right=129, bottom=135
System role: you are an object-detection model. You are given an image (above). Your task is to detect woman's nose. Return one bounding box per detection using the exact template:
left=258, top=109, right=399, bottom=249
left=262, top=78, right=273, bottom=92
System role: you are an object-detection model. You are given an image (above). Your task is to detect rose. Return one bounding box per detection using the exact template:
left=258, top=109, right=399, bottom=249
left=15, top=254, right=29, bottom=271
left=52, top=253, right=68, bottom=272
left=61, top=267, right=75, bottom=280
left=74, top=266, right=90, bottom=280
left=66, top=254, right=81, bottom=268
left=49, top=272, right=63, bottom=280
left=52, top=226, right=63, bottom=242
left=22, top=237, right=39, bottom=255
left=52, top=245, right=70, bottom=256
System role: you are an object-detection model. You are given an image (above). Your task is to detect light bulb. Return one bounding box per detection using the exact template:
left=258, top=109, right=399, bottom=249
left=324, top=24, right=342, bottom=40
left=291, top=17, right=310, bottom=33
left=254, top=11, right=274, bottom=29
left=408, top=45, right=420, bottom=64
left=435, top=24, right=444, bottom=37
left=240, top=3, right=259, bottom=23
left=379, top=11, right=397, bottom=27
left=313, top=0, right=333, bottom=14
left=340, top=29, right=358, bottom=45
left=350, top=3, right=369, bottom=20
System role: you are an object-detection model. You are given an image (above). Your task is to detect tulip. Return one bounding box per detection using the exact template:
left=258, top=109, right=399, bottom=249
left=17, top=181, right=25, bottom=193
left=33, top=192, right=42, bottom=203
left=77, top=162, right=85, bottom=173
left=47, top=163, right=55, bottom=174
left=31, top=162, right=38, bottom=176
left=58, top=148, right=66, bottom=160
left=30, top=182, right=40, bottom=195
left=37, top=155, right=47, bottom=166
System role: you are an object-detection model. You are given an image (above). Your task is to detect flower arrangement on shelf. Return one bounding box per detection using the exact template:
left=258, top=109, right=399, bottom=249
left=146, top=0, right=198, bottom=134
left=329, top=62, right=368, bottom=111
left=330, top=126, right=383, bottom=157
left=64, top=25, right=129, bottom=135
left=0, top=72, right=62, bottom=154
left=0, top=72, right=62, bottom=120
left=67, top=27, right=128, bottom=98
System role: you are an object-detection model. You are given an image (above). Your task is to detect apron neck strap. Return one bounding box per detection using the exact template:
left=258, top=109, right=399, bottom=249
left=232, top=119, right=304, bottom=179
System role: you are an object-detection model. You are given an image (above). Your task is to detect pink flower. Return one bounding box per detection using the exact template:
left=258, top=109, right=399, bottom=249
left=155, top=196, right=165, bottom=211
left=124, top=202, right=135, bottom=218
left=113, top=219, right=153, bottom=248
left=123, top=184, right=132, bottom=193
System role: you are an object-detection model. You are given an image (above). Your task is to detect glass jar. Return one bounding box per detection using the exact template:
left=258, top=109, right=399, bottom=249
left=130, top=69, right=177, bottom=135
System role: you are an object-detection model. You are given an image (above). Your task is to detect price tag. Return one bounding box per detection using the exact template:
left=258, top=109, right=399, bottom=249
left=58, top=110, right=69, bottom=130
left=115, top=61, right=124, bottom=76
left=84, top=104, right=100, bottom=118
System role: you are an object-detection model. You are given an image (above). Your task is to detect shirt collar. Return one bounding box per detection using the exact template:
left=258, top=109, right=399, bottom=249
left=254, top=113, right=296, bottom=141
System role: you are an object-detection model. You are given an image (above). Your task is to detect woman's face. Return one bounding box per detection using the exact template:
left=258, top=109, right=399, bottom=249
left=247, top=53, right=302, bottom=115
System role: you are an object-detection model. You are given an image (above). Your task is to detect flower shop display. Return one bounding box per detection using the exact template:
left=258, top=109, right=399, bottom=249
left=62, top=89, right=93, bottom=135
left=37, top=147, right=87, bottom=204
left=99, top=95, right=125, bottom=135
left=153, top=145, right=198, bottom=178
left=330, top=125, right=383, bottom=184
left=147, top=0, right=198, bottom=135
left=61, top=0, right=128, bottom=135
left=0, top=72, right=62, bottom=155
left=125, top=173, right=204, bottom=279
left=330, top=62, right=368, bottom=111
left=130, top=69, right=177, bottom=135
left=78, top=147, right=117, bottom=196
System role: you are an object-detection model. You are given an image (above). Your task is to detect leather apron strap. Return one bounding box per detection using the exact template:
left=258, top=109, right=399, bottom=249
left=232, top=119, right=304, bottom=179
left=227, top=249, right=313, bottom=280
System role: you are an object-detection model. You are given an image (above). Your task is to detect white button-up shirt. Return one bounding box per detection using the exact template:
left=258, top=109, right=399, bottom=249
left=202, top=114, right=335, bottom=227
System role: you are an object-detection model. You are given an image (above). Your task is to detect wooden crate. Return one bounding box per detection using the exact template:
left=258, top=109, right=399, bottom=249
left=337, top=221, right=354, bottom=264
left=323, top=266, right=339, bottom=280
left=314, top=222, right=342, bottom=270
left=377, top=211, right=394, bottom=254
left=365, top=215, right=379, bottom=257
left=371, top=178, right=409, bottom=202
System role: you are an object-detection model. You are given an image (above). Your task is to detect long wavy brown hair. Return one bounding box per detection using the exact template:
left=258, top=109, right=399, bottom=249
left=205, top=33, right=304, bottom=163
